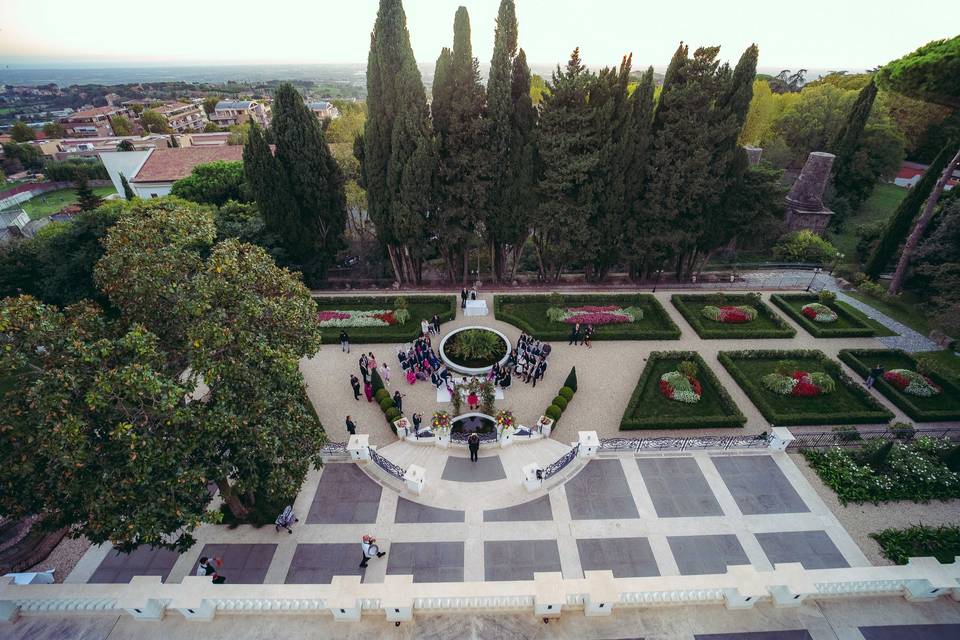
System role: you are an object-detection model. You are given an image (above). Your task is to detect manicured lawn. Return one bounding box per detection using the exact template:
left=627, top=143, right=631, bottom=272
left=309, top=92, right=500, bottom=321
left=829, top=183, right=908, bottom=259
left=719, top=349, right=893, bottom=426
left=22, top=187, right=116, bottom=220
left=845, top=289, right=933, bottom=336
left=871, top=525, right=960, bottom=564
left=672, top=294, right=795, bottom=339
left=838, top=349, right=960, bottom=422
left=620, top=351, right=745, bottom=429
left=771, top=293, right=875, bottom=338
left=835, top=301, right=897, bottom=337
left=314, top=295, right=456, bottom=344
left=494, top=294, right=680, bottom=340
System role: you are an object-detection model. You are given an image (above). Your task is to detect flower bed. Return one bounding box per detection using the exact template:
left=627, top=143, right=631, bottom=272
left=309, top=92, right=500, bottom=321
left=621, top=352, right=745, bottom=429
left=801, top=303, right=838, bottom=323
left=761, top=370, right=836, bottom=397
left=804, top=436, right=960, bottom=505
left=314, top=295, right=456, bottom=344
left=883, top=369, right=942, bottom=397
left=719, top=349, right=893, bottom=426
left=659, top=371, right=702, bottom=403
left=495, top=294, right=680, bottom=340
left=838, top=349, right=960, bottom=422
left=770, top=294, right=876, bottom=338
left=672, top=294, right=795, bottom=339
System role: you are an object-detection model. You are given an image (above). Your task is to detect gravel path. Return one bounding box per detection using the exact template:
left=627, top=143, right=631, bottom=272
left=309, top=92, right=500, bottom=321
left=789, top=451, right=960, bottom=565
left=832, top=290, right=941, bottom=353
left=27, top=535, right=91, bottom=583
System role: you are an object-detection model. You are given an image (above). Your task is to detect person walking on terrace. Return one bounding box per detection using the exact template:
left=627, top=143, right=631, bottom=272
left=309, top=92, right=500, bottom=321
left=583, top=324, right=594, bottom=349
left=460, top=287, right=468, bottom=309
left=359, top=354, right=369, bottom=383
left=432, top=313, right=441, bottom=334
left=350, top=374, right=361, bottom=401
left=345, top=415, right=357, bottom=436
left=339, top=329, right=350, bottom=353
left=468, top=432, right=480, bottom=463
left=392, top=390, right=404, bottom=414
left=568, top=323, right=581, bottom=346
left=380, top=362, right=391, bottom=386
left=359, top=535, right=386, bottom=569
left=275, top=505, right=298, bottom=534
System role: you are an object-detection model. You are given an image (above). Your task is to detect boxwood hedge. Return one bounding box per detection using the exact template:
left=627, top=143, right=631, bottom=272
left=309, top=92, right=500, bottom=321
left=620, top=351, right=746, bottom=430
left=838, top=348, right=960, bottom=422
left=314, top=295, right=456, bottom=344
left=718, top=349, right=893, bottom=426
left=771, top=293, right=875, bottom=338
left=671, top=294, right=796, bottom=339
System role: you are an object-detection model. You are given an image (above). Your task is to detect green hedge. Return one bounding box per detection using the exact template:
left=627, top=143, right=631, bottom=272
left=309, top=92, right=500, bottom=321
left=871, top=525, right=960, bottom=565
left=494, top=294, right=680, bottom=340
left=671, top=294, right=796, bottom=339
left=771, top=294, right=875, bottom=338
left=838, top=349, right=960, bottom=422
left=314, top=295, right=456, bottom=344
left=718, top=349, right=893, bottom=426
left=620, top=351, right=746, bottom=430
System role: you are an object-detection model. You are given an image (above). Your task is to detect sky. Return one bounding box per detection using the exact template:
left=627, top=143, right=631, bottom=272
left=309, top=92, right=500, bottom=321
left=0, top=0, right=953, bottom=71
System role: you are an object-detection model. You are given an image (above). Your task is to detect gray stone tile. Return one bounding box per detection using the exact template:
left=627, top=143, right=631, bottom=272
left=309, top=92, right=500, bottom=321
left=386, top=542, right=464, bottom=583
left=576, top=537, right=660, bottom=578
left=190, top=543, right=277, bottom=584
left=711, top=456, right=809, bottom=515
left=483, top=495, right=553, bottom=522
left=306, top=463, right=382, bottom=524
left=285, top=543, right=365, bottom=584
left=636, top=457, right=723, bottom=518
left=484, top=540, right=561, bottom=582
left=667, top=534, right=750, bottom=576
left=860, top=624, right=960, bottom=640
left=394, top=497, right=465, bottom=523
left=440, top=456, right=507, bottom=482
left=0, top=616, right=121, bottom=640
left=564, top=459, right=639, bottom=520
left=88, top=546, right=180, bottom=584
left=696, top=632, right=812, bottom=640
left=755, top=530, right=849, bottom=570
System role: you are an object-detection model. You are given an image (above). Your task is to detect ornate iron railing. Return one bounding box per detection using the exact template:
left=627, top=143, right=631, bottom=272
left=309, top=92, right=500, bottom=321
left=599, top=434, right=770, bottom=453
left=450, top=431, right=498, bottom=445
left=369, top=449, right=406, bottom=480
left=541, top=443, right=580, bottom=480
left=320, top=441, right=350, bottom=459
left=787, top=427, right=960, bottom=450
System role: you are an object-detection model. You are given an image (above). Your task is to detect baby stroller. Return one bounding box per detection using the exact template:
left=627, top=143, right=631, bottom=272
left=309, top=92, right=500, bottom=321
left=275, top=505, right=298, bottom=534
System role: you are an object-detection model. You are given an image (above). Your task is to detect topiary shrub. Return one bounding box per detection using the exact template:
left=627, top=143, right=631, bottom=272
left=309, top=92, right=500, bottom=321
left=552, top=396, right=568, bottom=411
left=558, top=386, right=574, bottom=401
left=545, top=405, right=562, bottom=421
left=564, top=367, right=578, bottom=393
left=371, top=368, right=385, bottom=394
left=374, top=388, right=390, bottom=403
left=833, top=425, right=862, bottom=442
left=379, top=397, right=394, bottom=412
left=385, top=407, right=401, bottom=422
left=889, top=421, right=916, bottom=441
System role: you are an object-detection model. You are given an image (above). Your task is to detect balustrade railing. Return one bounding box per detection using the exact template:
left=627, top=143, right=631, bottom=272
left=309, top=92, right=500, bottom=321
left=786, top=427, right=960, bottom=450
left=320, top=441, right=350, bottom=459
left=599, top=434, right=770, bottom=453
left=541, top=443, right=580, bottom=480
left=450, top=431, right=498, bottom=445
left=369, top=449, right=406, bottom=480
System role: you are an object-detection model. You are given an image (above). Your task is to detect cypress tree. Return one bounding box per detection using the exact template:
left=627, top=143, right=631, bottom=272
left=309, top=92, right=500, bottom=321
left=243, top=120, right=296, bottom=261
left=624, top=68, right=656, bottom=277
left=829, top=78, right=879, bottom=229
left=270, top=83, right=347, bottom=281
left=865, top=142, right=954, bottom=278
left=74, top=175, right=103, bottom=211
left=119, top=172, right=136, bottom=200
left=360, top=0, right=434, bottom=284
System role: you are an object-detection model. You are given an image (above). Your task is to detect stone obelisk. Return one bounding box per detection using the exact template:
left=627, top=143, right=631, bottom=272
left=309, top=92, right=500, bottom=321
left=785, top=151, right=835, bottom=234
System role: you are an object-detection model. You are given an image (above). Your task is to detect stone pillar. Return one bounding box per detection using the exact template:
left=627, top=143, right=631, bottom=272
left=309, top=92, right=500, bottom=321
left=769, top=427, right=796, bottom=451
left=347, top=434, right=370, bottom=461
left=744, top=145, right=762, bottom=166
left=521, top=462, right=541, bottom=492
left=500, top=426, right=515, bottom=448
left=403, top=464, right=425, bottom=495
left=785, top=151, right=836, bottom=234
left=577, top=431, right=599, bottom=458
left=537, top=416, right=554, bottom=438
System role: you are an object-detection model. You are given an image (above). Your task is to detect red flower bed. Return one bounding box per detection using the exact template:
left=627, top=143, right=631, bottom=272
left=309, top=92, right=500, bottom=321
left=882, top=371, right=911, bottom=390
left=373, top=311, right=397, bottom=324
left=564, top=311, right=631, bottom=325
left=568, top=305, right=621, bottom=312
left=719, top=306, right=753, bottom=323
left=791, top=371, right=820, bottom=397
left=802, top=306, right=818, bottom=320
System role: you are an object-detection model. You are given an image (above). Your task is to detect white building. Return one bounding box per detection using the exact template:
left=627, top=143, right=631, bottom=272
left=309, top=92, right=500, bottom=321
left=99, top=145, right=244, bottom=199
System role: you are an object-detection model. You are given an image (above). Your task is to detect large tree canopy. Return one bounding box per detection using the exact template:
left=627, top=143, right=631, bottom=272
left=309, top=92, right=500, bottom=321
left=876, top=36, right=960, bottom=109
left=171, top=160, right=250, bottom=206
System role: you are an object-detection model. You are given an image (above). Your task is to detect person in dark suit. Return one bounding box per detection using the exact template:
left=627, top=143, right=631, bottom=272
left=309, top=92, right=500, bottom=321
left=568, top=323, right=581, bottom=346
left=533, top=359, right=547, bottom=388
left=432, top=314, right=441, bottom=334
left=350, top=374, right=361, bottom=400
left=460, top=288, right=468, bottom=309
left=467, top=432, right=480, bottom=462
left=359, top=355, right=369, bottom=383
left=393, top=390, right=404, bottom=413
left=345, top=416, right=357, bottom=436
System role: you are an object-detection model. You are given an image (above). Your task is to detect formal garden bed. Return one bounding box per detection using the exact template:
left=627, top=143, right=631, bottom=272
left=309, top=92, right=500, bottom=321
left=838, top=349, right=960, bottom=422
left=718, top=349, right=894, bottom=425
left=771, top=292, right=877, bottom=338
left=494, top=293, right=680, bottom=340
left=804, top=436, right=960, bottom=504
left=620, top=351, right=746, bottom=430
left=870, top=524, right=960, bottom=564
left=314, top=295, right=456, bottom=343
left=672, top=293, right=796, bottom=339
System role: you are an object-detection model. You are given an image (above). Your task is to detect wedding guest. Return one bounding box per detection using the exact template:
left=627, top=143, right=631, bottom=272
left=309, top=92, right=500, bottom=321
left=412, top=412, right=422, bottom=433
left=364, top=380, right=374, bottom=402
left=350, top=374, right=361, bottom=401
left=359, top=354, right=369, bottom=383
left=432, top=314, right=441, bottom=334
left=368, top=352, right=377, bottom=371
left=467, top=390, right=479, bottom=411
left=406, top=367, right=417, bottom=385
left=421, top=318, right=430, bottom=336
left=584, top=324, right=595, bottom=348
left=345, top=416, right=357, bottom=435
left=533, top=359, right=547, bottom=388
left=568, top=323, right=581, bottom=346
left=392, top=390, right=404, bottom=413
left=380, top=362, right=391, bottom=385
left=339, top=330, right=350, bottom=353
left=460, top=288, right=468, bottom=309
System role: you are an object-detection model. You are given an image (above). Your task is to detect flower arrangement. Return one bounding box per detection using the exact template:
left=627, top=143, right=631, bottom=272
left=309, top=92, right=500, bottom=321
left=659, top=371, right=702, bottom=403
left=883, top=369, right=942, bottom=397
left=762, top=370, right=836, bottom=397
left=431, top=411, right=451, bottom=433
left=801, top=302, right=838, bottom=323
left=317, top=309, right=397, bottom=327
left=495, top=410, right=515, bottom=433
left=546, top=305, right=643, bottom=325
left=702, top=305, right=757, bottom=323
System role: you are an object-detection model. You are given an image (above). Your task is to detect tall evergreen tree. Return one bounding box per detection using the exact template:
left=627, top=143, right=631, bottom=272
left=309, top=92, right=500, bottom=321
left=828, top=78, right=879, bottom=229
left=119, top=172, right=136, bottom=200
left=432, top=6, right=489, bottom=283
left=270, top=83, right=347, bottom=282
left=359, top=0, right=435, bottom=284
left=74, top=174, right=103, bottom=211
left=244, top=120, right=297, bottom=264
left=623, top=67, right=657, bottom=277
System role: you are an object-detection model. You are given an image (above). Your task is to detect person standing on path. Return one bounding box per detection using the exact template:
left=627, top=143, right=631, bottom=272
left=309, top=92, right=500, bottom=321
left=364, top=380, right=374, bottom=403
left=345, top=415, right=357, bottom=436
left=460, top=287, right=468, bottom=309
left=359, top=354, right=369, bottom=383
left=359, top=535, right=386, bottom=569
left=583, top=324, right=594, bottom=349
left=421, top=318, right=430, bottom=336
left=368, top=352, right=378, bottom=372
left=411, top=412, right=422, bottom=434
left=432, top=313, right=441, bottom=334
left=380, top=362, right=391, bottom=385
left=533, top=359, right=547, bottom=388
left=392, top=390, right=404, bottom=414
left=467, top=432, right=480, bottom=462
left=350, top=374, right=361, bottom=400
left=866, top=365, right=884, bottom=388
left=340, top=330, right=350, bottom=353
left=568, top=323, right=581, bottom=346
left=197, top=557, right=226, bottom=584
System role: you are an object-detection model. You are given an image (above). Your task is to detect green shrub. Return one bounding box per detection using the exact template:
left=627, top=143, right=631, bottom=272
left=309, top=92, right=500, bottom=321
left=393, top=308, right=410, bottom=325
left=371, top=368, right=385, bottom=395
left=809, top=372, right=836, bottom=393
left=677, top=360, right=699, bottom=378
left=564, top=367, right=578, bottom=392
left=546, top=306, right=566, bottom=322
left=866, top=440, right=894, bottom=467
left=871, top=525, right=960, bottom=565
left=548, top=291, right=564, bottom=308
left=374, top=388, right=389, bottom=403
left=833, top=426, right=862, bottom=442
left=552, top=396, right=568, bottom=411
left=558, top=386, right=574, bottom=401
left=818, top=289, right=837, bottom=305
left=379, top=397, right=394, bottom=412
left=889, top=422, right=916, bottom=440
left=545, top=405, right=562, bottom=421
left=385, top=407, right=401, bottom=422
left=772, top=229, right=837, bottom=264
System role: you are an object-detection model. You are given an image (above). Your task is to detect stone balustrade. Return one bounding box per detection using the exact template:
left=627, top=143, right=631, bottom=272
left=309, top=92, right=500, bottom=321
left=3, top=559, right=959, bottom=624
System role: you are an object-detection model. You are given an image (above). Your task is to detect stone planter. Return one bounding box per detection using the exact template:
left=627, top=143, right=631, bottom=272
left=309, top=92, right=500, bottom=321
left=439, top=325, right=512, bottom=376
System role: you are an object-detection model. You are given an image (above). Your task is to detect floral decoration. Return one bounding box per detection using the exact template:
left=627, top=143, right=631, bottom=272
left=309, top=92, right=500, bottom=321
left=761, top=370, right=836, bottom=397
left=495, top=410, right=515, bottom=432
left=883, top=369, right=942, bottom=397
left=546, top=305, right=643, bottom=325
left=431, top=411, right=451, bottom=433
left=658, top=370, right=702, bottom=403
left=701, top=305, right=757, bottom=323
left=317, top=309, right=397, bottom=327
left=801, top=302, right=838, bottom=323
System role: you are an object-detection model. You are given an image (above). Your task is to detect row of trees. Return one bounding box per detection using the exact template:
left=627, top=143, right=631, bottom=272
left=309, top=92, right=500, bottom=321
left=358, top=0, right=785, bottom=284
left=0, top=198, right=326, bottom=552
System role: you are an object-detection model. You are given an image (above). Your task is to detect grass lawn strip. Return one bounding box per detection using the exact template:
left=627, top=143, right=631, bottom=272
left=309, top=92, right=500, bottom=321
left=771, top=293, right=875, bottom=338
left=22, top=187, right=116, bottom=219
left=672, top=294, right=796, bottom=339
left=620, top=351, right=745, bottom=430
left=838, top=349, right=960, bottom=422
left=494, top=294, right=680, bottom=341
left=719, top=349, right=894, bottom=426
left=870, top=524, right=960, bottom=564
left=314, top=295, right=456, bottom=344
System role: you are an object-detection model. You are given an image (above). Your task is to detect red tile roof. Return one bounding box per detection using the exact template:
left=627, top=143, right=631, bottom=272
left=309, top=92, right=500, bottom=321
left=63, top=106, right=127, bottom=120
left=133, top=146, right=244, bottom=183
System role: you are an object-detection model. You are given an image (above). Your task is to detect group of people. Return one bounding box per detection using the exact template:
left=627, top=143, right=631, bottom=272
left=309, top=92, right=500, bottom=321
left=350, top=351, right=394, bottom=402
left=398, top=333, right=453, bottom=389
left=420, top=314, right=442, bottom=336
left=459, top=287, right=479, bottom=308
left=567, top=322, right=595, bottom=348
left=503, top=333, right=552, bottom=387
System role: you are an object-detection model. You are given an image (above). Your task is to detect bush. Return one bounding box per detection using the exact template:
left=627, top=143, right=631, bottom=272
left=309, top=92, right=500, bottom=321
left=371, top=368, right=385, bottom=395
left=552, top=396, right=568, bottom=411
left=385, top=407, right=401, bottom=422
left=374, top=388, right=389, bottom=403
left=871, top=525, right=960, bottom=565
left=564, top=367, right=578, bottom=392
left=558, top=386, right=574, bottom=401
left=379, top=396, right=394, bottom=412
left=889, top=422, right=916, bottom=440
left=772, top=229, right=838, bottom=264
left=833, top=426, right=862, bottom=442
left=677, top=360, right=699, bottom=378
left=818, top=289, right=837, bottom=305
left=545, top=405, right=562, bottom=421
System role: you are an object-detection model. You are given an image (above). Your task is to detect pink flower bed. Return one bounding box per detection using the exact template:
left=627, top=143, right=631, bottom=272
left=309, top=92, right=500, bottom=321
left=318, top=311, right=351, bottom=321
left=563, top=311, right=632, bottom=325
left=567, top=305, right=621, bottom=312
